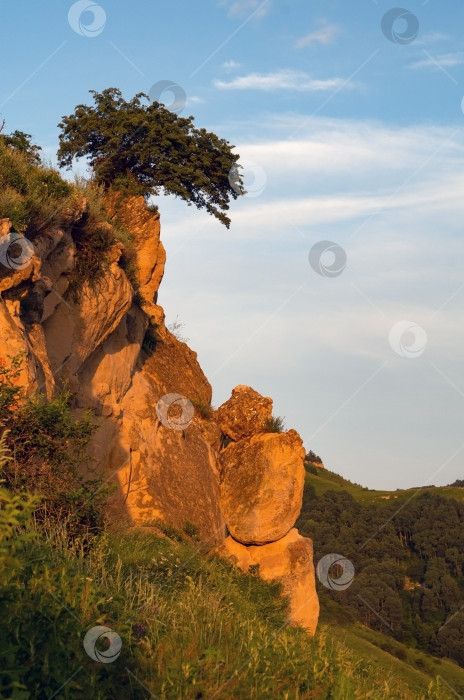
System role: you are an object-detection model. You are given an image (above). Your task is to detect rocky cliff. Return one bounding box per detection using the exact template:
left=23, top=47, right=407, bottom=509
left=0, top=195, right=319, bottom=634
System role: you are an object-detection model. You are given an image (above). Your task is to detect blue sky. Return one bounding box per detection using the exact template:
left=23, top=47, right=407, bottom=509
left=2, top=0, right=464, bottom=489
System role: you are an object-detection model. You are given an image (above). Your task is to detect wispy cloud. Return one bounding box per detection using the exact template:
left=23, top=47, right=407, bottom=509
left=188, top=96, right=205, bottom=104
left=295, top=23, right=341, bottom=48
left=214, top=69, right=357, bottom=92
left=409, top=51, right=464, bottom=70
left=220, top=0, right=270, bottom=19
left=414, top=31, right=450, bottom=46
left=222, top=60, right=242, bottom=71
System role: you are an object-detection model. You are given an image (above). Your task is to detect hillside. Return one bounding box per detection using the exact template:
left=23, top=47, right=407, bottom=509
left=297, top=461, right=464, bottom=683
left=4, top=493, right=464, bottom=698
left=304, top=463, right=464, bottom=504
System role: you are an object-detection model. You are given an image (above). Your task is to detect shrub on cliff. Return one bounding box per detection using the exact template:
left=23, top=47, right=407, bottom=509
left=0, top=356, right=106, bottom=537
left=0, top=132, right=72, bottom=235
left=57, top=88, right=244, bottom=228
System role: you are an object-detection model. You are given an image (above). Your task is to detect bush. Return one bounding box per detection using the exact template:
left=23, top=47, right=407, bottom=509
left=183, top=521, right=199, bottom=538
left=0, top=136, right=73, bottom=236
left=71, top=178, right=140, bottom=294
left=0, top=355, right=107, bottom=538
left=191, top=399, right=213, bottom=420
left=265, top=415, right=285, bottom=433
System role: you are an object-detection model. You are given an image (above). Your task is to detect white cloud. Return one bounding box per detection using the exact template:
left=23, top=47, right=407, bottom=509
left=187, top=96, right=205, bottom=104
left=157, top=117, right=464, bottom=489
left=409, top=51, right=464, bottom=70
left=220, top=0, right=270, bottom=19
left=414, top=32, right=451, bottom=46
left=294, top=23, right=341, bottom=48
left=213, top=69, right=356, bottom=92
left=222, top=60, right=242, bottom=71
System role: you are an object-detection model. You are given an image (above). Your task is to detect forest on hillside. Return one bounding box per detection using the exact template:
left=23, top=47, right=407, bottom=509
left=297, top=472, right=464, bottom=668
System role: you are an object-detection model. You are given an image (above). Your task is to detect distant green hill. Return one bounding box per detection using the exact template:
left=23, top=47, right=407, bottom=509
left=297, top=460, right=464, bottom=694
left=304, top=461, right=464, bottom=504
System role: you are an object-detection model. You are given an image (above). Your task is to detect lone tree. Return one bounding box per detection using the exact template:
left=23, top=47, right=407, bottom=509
left=57, top=88, right=244, bottom=228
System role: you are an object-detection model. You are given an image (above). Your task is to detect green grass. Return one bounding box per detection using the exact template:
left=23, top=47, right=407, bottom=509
left=319, top=596, right=464, bottom=698
left=4, top=514, right=464, bottom=699
left=304, top=463, right=464, bottom=505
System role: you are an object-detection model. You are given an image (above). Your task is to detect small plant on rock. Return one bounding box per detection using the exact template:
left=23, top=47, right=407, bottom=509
left=265, top=415, right=285, bottom=433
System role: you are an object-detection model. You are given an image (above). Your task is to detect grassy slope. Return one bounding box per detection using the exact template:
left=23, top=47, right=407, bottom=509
left=307, top=465, right=464, bottom=504
left=321, top=598, right=464, bottom=699
left=7, top=521, right=464, bottom=699
left=83, top=530, right=464, bottom=698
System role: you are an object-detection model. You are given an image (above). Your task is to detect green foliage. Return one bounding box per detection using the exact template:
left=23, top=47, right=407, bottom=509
left=3, top=519, right=451, bottom=699
left=70, top=177, right=139, bottom=296
left=57, top=88, right=243, bottom=228
left=0, top=356, right=106, bottom=537
left=1, top=130, right=42, bottom=164
left=183, top=520, right=199, bottom=538
left=265, top=415, right=285, bottom=433
left=297, top=471, right=464, bottom=669
left=0, top=136, right=73, bottom=236
left=190, top=398, right=213, bottom=420
left=306, top=449, right=323, bottom=464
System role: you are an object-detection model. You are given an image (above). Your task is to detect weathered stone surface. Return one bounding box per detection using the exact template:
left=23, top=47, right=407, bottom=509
left=81, top=324, right=224, bottom=543
left=219, top=430, right=306, bottom=544
left=104, top=192, right=166, bottom=324
left=222, top=528, right=319, bottom=635
left=43, top=260, right=133, bottom=382
left=217, top=385, right=273, bottom=441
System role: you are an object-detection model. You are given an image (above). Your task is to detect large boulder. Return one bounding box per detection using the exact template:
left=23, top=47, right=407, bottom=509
left=219, top=429, right=305, bottom=544
left=217, top=385, right=273, bottom=441
left=222, top=528, right=319, bottom=635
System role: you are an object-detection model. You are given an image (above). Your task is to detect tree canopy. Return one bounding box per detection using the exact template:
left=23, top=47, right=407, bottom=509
left=57, top=88, right=244, bottom=228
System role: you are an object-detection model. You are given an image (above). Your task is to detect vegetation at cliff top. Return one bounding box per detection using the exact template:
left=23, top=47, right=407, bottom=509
left=57, top=88, right=244, bottom=228
left=0, top=130, right=73, bottom=237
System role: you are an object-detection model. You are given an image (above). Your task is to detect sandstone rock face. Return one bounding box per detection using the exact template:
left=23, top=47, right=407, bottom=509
left=217, top=385, right=273, bottom=441
left=219, top=430, right=306, bottom=545
left=222, top=529, right=319, bottom=635
left=104, top=192, right=166, bottom=325
left=0, top=207, right=224, bottom=544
